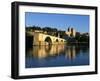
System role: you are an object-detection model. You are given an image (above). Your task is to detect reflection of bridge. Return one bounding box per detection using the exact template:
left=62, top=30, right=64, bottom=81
left=31, top=45, right=65, bottom=59
left=27, top=31, right=66, bottom=45
left=26, top=45, right=77, bottom=59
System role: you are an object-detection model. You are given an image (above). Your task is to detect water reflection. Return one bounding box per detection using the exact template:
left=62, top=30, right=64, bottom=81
left=26, top=44, right=89, bottom=68
left=26, top=45, right=65, bottom=59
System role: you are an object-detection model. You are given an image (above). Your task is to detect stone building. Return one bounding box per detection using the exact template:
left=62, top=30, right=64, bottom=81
left=66, top=27, right=76, bottom=37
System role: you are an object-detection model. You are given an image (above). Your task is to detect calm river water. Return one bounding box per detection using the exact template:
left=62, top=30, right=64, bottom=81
left=25, top=44, right=89, bottom=68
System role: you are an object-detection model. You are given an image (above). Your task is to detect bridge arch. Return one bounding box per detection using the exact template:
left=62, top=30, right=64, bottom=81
left=56, top=39, right=59, bottom=42
left=45, top=37, right=52, bottom=45
left=61, top=40, right=63, bottom=42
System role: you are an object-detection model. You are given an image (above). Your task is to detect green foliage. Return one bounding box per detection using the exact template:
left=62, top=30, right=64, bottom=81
left=75, top=34, right=89, bottom=43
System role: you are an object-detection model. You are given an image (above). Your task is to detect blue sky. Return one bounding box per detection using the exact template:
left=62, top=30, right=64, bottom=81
left=25, top=12, right=89, bottom=33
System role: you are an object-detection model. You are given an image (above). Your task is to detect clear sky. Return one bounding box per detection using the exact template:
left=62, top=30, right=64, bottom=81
left=25, top=12, right=89, bottom=33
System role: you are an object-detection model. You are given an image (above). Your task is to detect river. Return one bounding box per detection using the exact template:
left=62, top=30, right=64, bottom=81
left=25, top=44, right=89, bottom=68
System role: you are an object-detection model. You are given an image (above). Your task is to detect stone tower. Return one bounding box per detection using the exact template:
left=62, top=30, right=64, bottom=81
left=71, top=28, right=76, bottom=37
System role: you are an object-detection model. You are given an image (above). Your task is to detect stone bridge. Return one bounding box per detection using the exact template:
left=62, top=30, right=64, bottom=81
left=26, top=31, right=66, bottom=45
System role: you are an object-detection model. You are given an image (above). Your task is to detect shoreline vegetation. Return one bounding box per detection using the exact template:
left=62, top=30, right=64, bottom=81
left=26, top=25, right=89, bottom=46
